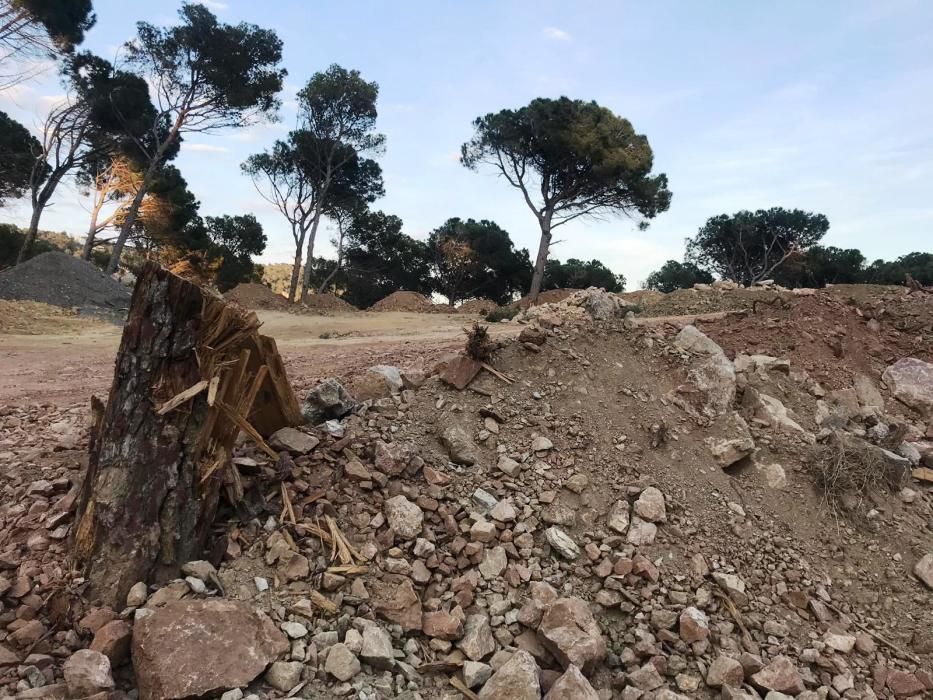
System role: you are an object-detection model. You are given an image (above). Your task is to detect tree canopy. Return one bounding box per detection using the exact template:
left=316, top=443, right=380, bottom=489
left=461, top=96, right=671, bottom=297
left=864, top=252, right=933, bottom=286
left=0, top=110, right=40, bottom=205
left=427, top=217, right=531, bottom=306
left=644, top=260, right=713, bottom=292
left=203, top=213, right=266, bottom=291
left=685, top=208, right=829, bottom=286
left=543, top=258, right=626, bottom=293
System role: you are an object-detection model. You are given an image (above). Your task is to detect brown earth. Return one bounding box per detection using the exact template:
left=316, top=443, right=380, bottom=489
left=369, top=290, right=438, bottom=313
left=224, top=282, right=294, bottom=312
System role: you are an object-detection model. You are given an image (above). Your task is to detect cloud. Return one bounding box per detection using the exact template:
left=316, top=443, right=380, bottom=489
left=198, top=0, right=229, bottom=11
left=185, top=143, right=231, bottom=153
left=542, top=27, right=572, bottom=42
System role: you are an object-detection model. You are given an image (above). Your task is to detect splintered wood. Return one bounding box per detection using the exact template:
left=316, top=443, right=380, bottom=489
left=72, top=262, right=300, bottom=609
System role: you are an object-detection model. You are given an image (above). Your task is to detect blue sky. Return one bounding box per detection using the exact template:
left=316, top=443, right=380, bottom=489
left=2, top=0, right=931, bottom=287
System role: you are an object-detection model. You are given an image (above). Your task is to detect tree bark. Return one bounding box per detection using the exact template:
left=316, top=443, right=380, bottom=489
left=16, top=204, right=44, bottom=265
left=299, top=203, right=324, bottom=303
left=288, top=243, right=303, bottom=302
left=72, top=262, right=299, bottom=608
left=528, top=219, right=552, bottom=300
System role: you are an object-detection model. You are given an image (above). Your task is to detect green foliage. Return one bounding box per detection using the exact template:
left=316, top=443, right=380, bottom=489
left=461, top=96, right=671, bottom=295
left=644, top=260, right=713, bottom=292
left=686, top=208, right=829, bottom=286
left=0, top=223, right=73, bottom=268
left=485, top=306, right=519, bottom=322
left=15, top=0, right=96, bottom=49
left=342, top=210, right=433, bottom=308
left=297, top=64, right=385, bottom=154
left=771, top=246, right=866, bottom=288
left=0, top=111, right=40, bottom=205
left=427, top=217, right=531, bottom=305
left=203, top=214, right=267, bottom=291
left=544, top=258, right=626, bottom=292
left=864, top=252, right=933, bottom=286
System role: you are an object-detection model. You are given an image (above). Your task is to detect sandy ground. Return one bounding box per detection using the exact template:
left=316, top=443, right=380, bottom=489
left=0, top=311, right=512, bottom=406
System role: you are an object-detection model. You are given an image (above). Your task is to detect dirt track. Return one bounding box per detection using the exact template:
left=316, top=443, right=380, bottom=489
left=0, top=311, right=513, bottom=405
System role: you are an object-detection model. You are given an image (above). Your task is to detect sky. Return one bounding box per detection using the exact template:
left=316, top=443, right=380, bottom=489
left=2, top=0, right=931, bottom=287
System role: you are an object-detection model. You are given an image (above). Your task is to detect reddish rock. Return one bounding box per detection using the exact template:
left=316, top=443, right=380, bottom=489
left=422, top=610, right=464, bottom=640
left=132, top=599, right=288, bottom=700
left=478, top=649, right=540, bottom=700
left=371, top=575, right=423, bottom=632
left=63, top=649, right=114, bottom=698
left=750, top=655, right=805, bottom=695
left=0, top=644, right=20, bottom=667
left=441, top=355, right=483, bottom=390
left=679, top=607, right=709, bottom=643
left=886, top=670, right=925, bottom=697
left=537, top=597, right=606, bottom=673
left=545, top=664, right=598, bottom=699
left=90, top=620, right=132, bottom=666
left=9, top=619, right=44, bottom=647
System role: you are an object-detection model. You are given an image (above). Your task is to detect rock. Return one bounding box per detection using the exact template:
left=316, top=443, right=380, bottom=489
left=743, top=388, right=810, bottom=436
left=626, top=516, right=657, bottom=545
left=734, top=354, right=790, bottom=376
left=706, top=412, right=756, bottom=467
left=517, top=582, right=559, bottom=628
left=883, top=358, right=933, bottom=415
left=544, top=527, right=580, bottom=560
left=478, top=649, right=540, bottom=700
left=545, top=664, right=598, bottom=700
left=126, top=581, right=148, bottom=607
left=479, top=546, right=508, bottom=579
left=384, top=495, right=424, bottom=539
left=758, top=462, right=787, bottom=490
left=854, top=373, right=885, bottom=411
left=440, top=425, right=476, bottom=465
left=675, top=325, right=736, bottom=416
left=90, top=620, right=132, bottom=666
left=633, top=487, right=666, bottom=522
left=751, top=655, right=804, bottom=695
left=0, top=644, right=19, bottom=667
left=371, top=576, right=423, bottom=632
left=679, top=607, right=709, bottom=643
left=489, top=499, right=517, bottom=522
left=471, top=520, right=498, bottom=543
left=607, top=500, right=630, bottom=534
left=360, top=625, right=395, bottom=670
left=441, top=355, right=483, bottom=389
left=463, top=660, right=493, bottom=689
left=537, top=597, right=606, bottom=673
left=823, top=631, right=857, bottom=654
left=302, top=378, right=358, bottom=424
left=180, top=560, right=217, bottom=582
left=532, top=436, right=553, bottom=452
left=63, top=650, right=114, bottom=698
left=324, top=643, right=361, bottom=681
left=497, top=455, right=521, bottom=477
left=422, top=610, right=464, bottom=640
left=78, top=607, right=117, bottom=635
left=132, top=599, right=288, bottom=700
left=712, top=572, right=748, bottom=606
left=628, top=662, right=665, bottom=690
left=459, top=614, right=496, bottom=661
left=914, top=553, right=933, bottom=589
left=706, top=654, right=744, bottom=688
left=279, top=552, right=309, bottom=581
left=886, top=669, right=925, bottom=697
left=280, top=622, right=307, bottom=639
left=473, top=488, right=499, bottom=512
left=269, top=427, right=319, bottom=454
left=374, top=440, right=416, bottom=475
left=265, top=661, right=303, bottom=692
left=519, top=326, right=547, bottom=345
left=357, top=365, right=403, bottom=400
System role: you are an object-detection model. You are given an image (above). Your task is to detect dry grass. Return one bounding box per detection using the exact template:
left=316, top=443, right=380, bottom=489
left=465, top=322, right=494, bottom=361
left=811, top=432, right=909, bottom=521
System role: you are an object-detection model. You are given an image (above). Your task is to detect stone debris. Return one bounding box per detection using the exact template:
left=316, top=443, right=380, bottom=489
left=477, top=649, right=541, bottom=700
left=301, top=378, right=358, bottom=424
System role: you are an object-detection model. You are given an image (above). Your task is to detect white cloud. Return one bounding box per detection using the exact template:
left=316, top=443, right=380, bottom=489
left=186, top=143, right=231, bottom=154
left=542, top=27, right=572, bottom=42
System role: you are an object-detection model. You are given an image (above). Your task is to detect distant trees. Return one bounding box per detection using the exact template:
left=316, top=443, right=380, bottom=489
left=685, top=208, right=829, bottom=287
left=864, top=252, right=933, bottom=286
left=770, top=246, right=865, bottom=288
left=0, top=110, right=39, bottom=204
left=202, top=214, right=267, bottom=291
left=461, top=97, right=671, bottom=298
left=544, top=258, right=626, bottom=293
left=106, top=3, right=285, bottom=273
left=644, top=260, right=713, bottom=292
left=428, top=218, right=531, bottom=306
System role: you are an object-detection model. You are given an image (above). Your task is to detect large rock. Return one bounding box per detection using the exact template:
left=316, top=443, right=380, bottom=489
left=883, top=357, right=933, bottom=415
left=440, top=425, right=476, bottom=465
left=705, top=412, right=756, bottom=467
left=478, top=649, right=541, bottom=700
left=132, top=599, right=288, bottom=700
left=89, top=619, right=132, bottom=666
left=384, top=495, right=424, bottom=539
left=63, top=649, right=114, bottom=698
left=371, top=575, right=423, bottom=632
left=633, top=486, right=666, bottom=522
left=675, top=325, right=736, bottom=416
left=360, top=624, right=395, bottom=670
left=301, top=378, right=358, bottom=424
left=743, top=387, right=811, bottom=437
left=458, top=614, right=496, bottom=661
left=545, top=664, right=598, bottom=699
left=914, top=553, right=933, bottom=589
left=537, top=597, right=606, bottom=673
left=355, top=365, right=403, bottom=401
left=750, top=655, right=805, bottom=695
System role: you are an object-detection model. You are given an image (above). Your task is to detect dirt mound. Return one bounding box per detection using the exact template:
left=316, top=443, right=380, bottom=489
left=301, top=292, right=357, bottom=314
left=456, top=297, right=499, bottom=315
left=636, top=285, right=792, bottom=317
left=0, top=251, right=130, bottom=320
left=369, top=290, right=436, bottom=312
left=223, top=283, right=293, bottom=311
left=0, top=300, right=110, bottom=335
left=510, top=287, right=575, bottom=309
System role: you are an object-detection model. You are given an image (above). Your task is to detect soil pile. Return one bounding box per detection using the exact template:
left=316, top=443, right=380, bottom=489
left=456, top=297, right=499, bottom=315
left=224, top=283, right=293, bottom=311
left=635, top=285, right=794, bottom=317
left=510, top=287, right=574, bottom=309
left=0, top=300, right=110, bottom=335
left=369, top=290, right=436, bottom=312
left=0, top=252, right=130, bottom=320
left=301, top=292, right=357, bottom=314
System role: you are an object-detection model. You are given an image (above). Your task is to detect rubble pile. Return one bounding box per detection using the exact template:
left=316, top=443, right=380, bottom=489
left=0, top=285, right=931, bottom=699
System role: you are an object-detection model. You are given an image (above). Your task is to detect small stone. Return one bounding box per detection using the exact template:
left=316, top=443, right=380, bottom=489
left=564, top=473, right=588, bottom=494
left=478, top=649, right=540, bottom=700
left=751, top=655, right=804, bottom=695
left=471, top=520, right=498, bottom=543
left=626, top=516, right=657, bottom=545
left=463, top=660, right=492, bottom=689
left=90, top=620, right=132, bottom=666
left=545, top=664, right=599, bottom=699
left=126, top=582, right=148, bottom=607
left=458, top=614, right=496, bottom=661
left=497, top=456, right=521, bottom=477
left=265, top=661, right=304, bottom=691
left=324, top=643, right=361, bottom=681
left=629, top=662, right=664, bottom=691
left=545, top=526, right=580, bottom=559
left=269, top=427, right=319, bottom=454
left=63, top=650, right=114, bottom=698
left=679, top=607, right=709, bottom=643
left=489, top=500, right=517, bottom=522
left=384, top=495, right=424, bottom=539
left=914, top=553, right=933, bottom=589
left=479, top=546, right=508, bottom=580
left=360, top=625, right=395, bottom=670
left=706, top=654, right=744, bottom=688
left=532, top=436, right=553, bottom=452
left=607, top=500, right=630, bottom=534
left=633, top=486, right=666, bottom=522
left=538, top=597, right=606, bottom=673
left=441, top=425, right=476, bottom=465
left=180, top=560, right=217, bottom=582
left=280, top=622, right=308, bottom=639
left=823, top=631, right=856, bottom=654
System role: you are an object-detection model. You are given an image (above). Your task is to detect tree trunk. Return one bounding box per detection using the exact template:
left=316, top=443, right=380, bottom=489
left=528, top=219, right=552, bottom=300
left=288, top=244, right=303, bottom=302
left=82, top=196, right=105, bottom=261
left=317, top=230, right=344, bottom=294
left=299, top=205, right=323, bottom=303
left=106, top=172, right=151, bottom=274
left=72, top=262, right=299, bottom=609
left=16, top=204, right=44, bottom=265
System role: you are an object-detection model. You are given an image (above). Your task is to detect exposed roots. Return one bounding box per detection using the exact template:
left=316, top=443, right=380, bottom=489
left=465, top=322, right=494, bottom=361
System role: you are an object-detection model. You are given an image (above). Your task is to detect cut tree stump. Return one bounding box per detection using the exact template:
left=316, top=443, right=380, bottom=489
left=72, top=262, right=299, bottom=608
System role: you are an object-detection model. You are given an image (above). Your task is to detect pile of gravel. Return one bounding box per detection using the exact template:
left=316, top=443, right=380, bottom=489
left=0, top=252, right=131, bottom=321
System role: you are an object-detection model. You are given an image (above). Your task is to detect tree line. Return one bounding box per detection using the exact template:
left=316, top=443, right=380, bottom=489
left=1, top=1, right=925, bottom=303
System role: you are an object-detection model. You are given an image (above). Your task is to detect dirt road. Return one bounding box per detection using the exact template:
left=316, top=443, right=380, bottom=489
left=0, top=311, right=511, bottom=406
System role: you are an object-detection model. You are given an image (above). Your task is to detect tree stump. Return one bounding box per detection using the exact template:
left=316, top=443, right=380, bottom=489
left=73, top=262, right=299, bottom=608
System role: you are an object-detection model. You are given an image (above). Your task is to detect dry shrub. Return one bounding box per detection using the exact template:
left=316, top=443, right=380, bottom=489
left=811, top=432, right=909, bottom=520
left=465, top=322, right=494, bottom=361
